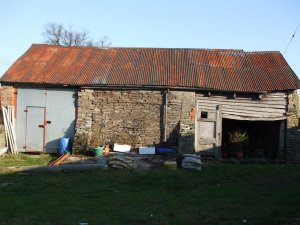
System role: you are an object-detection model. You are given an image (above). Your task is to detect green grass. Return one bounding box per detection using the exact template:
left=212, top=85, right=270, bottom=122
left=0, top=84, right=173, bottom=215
left=0, top=153, right=55, bottom=167
left=0, top=163, right=299, bottom=225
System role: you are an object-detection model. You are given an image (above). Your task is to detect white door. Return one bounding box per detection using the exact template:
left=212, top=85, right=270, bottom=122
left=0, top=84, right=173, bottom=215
left=195, top=104, right=222, bottom=159
left=25, top=106, right=45, bottom=152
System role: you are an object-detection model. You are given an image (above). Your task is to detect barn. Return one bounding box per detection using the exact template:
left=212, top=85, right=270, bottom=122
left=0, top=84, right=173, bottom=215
left=1, top=44, right=299, bottom=160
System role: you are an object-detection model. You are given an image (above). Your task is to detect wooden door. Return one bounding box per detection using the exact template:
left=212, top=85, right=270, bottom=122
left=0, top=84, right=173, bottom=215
left=195, top=105, right=222, bottom=159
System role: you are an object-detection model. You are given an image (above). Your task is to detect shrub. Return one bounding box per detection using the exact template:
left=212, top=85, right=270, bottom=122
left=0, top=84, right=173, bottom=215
left=228, top=128, right=248, bottom=152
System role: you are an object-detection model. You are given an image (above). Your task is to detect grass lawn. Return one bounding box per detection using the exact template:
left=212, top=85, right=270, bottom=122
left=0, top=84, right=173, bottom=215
left=0, top=163, right=299, bottom=225
left=0, top=153, right=55, bottom=167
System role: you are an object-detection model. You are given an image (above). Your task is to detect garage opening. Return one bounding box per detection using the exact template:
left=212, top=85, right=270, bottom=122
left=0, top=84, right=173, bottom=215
left=222, top=118, right=284, bottom=158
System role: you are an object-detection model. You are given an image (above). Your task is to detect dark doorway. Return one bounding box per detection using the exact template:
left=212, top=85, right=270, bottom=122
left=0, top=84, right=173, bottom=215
left=222, top=119, right=283, bottom=158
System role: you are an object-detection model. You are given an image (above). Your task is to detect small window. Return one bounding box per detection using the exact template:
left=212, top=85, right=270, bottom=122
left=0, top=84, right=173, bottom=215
left=201, top=111, right=208, bottom=119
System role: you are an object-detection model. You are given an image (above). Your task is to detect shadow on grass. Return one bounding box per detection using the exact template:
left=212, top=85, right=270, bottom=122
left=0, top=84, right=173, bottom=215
left=0, top=164, right=299, bottom=225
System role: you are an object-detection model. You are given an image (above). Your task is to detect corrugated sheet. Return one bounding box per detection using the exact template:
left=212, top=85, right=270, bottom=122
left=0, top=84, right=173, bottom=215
left=1, top=44, right=300, bottom=92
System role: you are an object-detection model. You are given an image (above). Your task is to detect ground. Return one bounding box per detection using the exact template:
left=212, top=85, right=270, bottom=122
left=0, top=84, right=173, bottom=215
left=0, top=153, right=55, bottom=167
left=0, top=156, right=299, bottom=225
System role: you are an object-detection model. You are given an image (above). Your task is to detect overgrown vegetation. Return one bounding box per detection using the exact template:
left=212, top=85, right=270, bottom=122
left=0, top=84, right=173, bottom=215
left=0, top=163, right=299, bottom=225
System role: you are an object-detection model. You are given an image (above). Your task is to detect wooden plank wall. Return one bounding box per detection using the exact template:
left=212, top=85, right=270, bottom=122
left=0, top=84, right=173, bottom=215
left=196, top=92, right=287, bottom=121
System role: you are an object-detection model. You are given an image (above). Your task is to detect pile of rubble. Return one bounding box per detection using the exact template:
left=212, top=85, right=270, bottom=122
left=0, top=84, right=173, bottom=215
left=108, top=155, right=137, bottom=169
left=181, top=154, right=202, bottom=171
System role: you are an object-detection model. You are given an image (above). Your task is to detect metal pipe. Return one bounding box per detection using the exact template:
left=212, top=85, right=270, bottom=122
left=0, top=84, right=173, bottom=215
left=164, top=89, right=169, bottom=142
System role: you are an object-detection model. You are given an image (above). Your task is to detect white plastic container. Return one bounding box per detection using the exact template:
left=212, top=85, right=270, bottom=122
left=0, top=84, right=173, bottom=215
left=139, top=146, right=155, bottom=155
left=113, top=143, right=131, bottom=152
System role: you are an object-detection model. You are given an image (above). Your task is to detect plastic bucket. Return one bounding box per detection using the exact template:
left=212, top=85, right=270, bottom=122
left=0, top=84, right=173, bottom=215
left=59, top=137, right=71, bottom=155
left=93, top=146, right=104, bottom=157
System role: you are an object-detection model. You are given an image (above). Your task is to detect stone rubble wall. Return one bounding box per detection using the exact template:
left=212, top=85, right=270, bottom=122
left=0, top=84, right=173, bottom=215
left=92, top=90, right=163, bottom=148
left=286, top=91, right=300, bottom=161
left=73, top=89, right=197, bottom=154
left=73, top=89, right=164, bottom=153
left=73, top=89, right=94, bottom=153
left=167, top=91, right=195, bottom=154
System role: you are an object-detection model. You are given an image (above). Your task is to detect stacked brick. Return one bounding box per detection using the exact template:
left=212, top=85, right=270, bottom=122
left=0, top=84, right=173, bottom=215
left=0, top=86, right=16, bottom=108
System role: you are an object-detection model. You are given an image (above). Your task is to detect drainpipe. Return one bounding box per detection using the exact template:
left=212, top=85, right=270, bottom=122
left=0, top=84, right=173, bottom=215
left=164, top=89, right=169, bottom=142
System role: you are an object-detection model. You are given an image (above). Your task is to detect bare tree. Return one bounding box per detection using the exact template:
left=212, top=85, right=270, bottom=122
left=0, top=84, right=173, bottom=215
left=42, top=23, right=111, bottom=48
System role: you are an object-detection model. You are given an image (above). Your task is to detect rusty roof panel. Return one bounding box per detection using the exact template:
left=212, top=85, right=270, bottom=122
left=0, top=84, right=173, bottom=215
left=1, top=44, right=300, bottom=92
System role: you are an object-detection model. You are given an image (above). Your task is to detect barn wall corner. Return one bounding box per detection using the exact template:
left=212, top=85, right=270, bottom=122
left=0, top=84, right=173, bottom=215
left=171, top=91, right=195, bottom=154
left=0, top=85, right=16, bottom=108
left=73, top=89, right=94, bottom=154
left=285, top=91, right=300, bottom=161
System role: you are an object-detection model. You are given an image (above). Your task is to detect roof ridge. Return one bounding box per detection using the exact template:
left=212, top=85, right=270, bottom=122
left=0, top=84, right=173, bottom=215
left=31, top=44, right=244, bottom=52
left=244, top=50, right=281, bottom=54
left=31, top=44, right=283, bottom=54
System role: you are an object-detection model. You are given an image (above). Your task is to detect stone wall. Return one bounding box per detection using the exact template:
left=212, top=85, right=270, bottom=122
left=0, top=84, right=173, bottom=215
left=286, top=91, right=300, bottom=161
left=92, top=90, right=164, bottom=148
left=73, top=89, right=197, bottom=154
left=73, top=89, right=164, bottom=153
left=73, top=89, right=94, bottom=153
left=167, top=91, right=195, bottom=154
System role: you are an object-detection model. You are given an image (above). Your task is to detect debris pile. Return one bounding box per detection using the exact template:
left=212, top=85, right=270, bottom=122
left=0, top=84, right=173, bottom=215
left=108, top=155, right=137, bottom=169
left=181, top=154, right=202, bottom=171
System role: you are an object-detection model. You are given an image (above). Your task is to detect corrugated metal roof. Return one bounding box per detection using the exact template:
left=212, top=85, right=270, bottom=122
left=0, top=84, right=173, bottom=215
left=1, top=44, right=299, bottom=92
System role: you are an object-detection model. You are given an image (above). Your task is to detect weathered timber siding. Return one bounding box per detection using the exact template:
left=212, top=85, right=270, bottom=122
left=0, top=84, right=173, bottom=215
left=196, top=92, right=287, bottom=121
left=286, top=91, right=300, bottom=161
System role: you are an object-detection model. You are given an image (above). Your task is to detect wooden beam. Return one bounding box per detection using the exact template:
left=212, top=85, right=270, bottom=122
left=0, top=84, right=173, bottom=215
left=49, top=153, right=70, bottom=166
left=278, top=120, right=285, bottom=159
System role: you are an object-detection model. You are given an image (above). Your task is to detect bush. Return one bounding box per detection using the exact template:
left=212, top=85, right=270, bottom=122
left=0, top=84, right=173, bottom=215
left=228, top=128, right=248, bottom=152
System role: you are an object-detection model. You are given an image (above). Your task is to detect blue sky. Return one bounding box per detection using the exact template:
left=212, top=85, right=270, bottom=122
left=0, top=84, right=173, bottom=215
left=1, top=0, right=299, bottom=89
